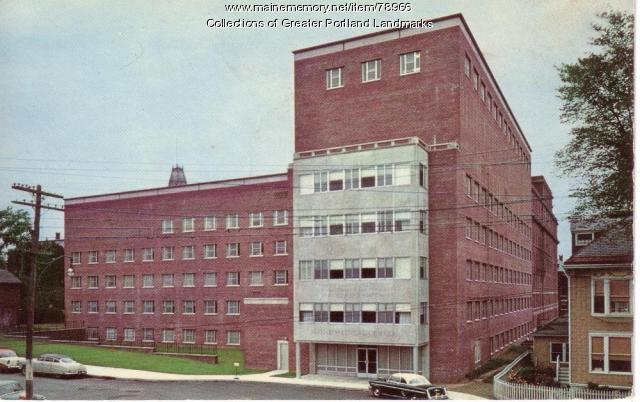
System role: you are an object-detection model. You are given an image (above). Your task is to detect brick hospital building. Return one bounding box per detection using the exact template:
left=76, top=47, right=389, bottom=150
left=64, top=13, right=558, bottom=382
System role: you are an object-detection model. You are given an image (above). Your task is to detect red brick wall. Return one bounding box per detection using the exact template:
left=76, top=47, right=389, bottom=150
left=0, top=284, right=21, bottom=329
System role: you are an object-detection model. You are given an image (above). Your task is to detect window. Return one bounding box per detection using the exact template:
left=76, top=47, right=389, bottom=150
left=105, top=275, right=116, bottom=288
left=345, top=214, right=360, bottom=235
left=345, top=168, right=360, bottom=190
left=420, top=302, right=428, bottom=325
left=249, top=212, right=263, bottom=227
left=313, top=303, right=329, bottom=322
left=274, top=240, right=287, bottom=255
left=226, top=243, right=240, bottom=257
left=204, top=216, right=216, bottom=231
left=313, top=171, right=328, bottom=192
left=360, top=167, right=376, bottom=188
left=204, top=330, right=217, bottom=344
left=143, top=248, right=154, bottom=261
left=143, top=300, right=155, bottom=314
left=345, top=259, right=360, bottom=279
left=227, top=331, right=241, bottom=345
left=550, top=343, right=568, bottom=363
left=299, top=304, right=314, bottom=322
left=142, top=274, right=154, bottom=288
left=576, top=232, right=595, bottom=246
left=361, top=304, right=377, bottom=323
left=314, top=260, right=329, bottom=279
left=124, top=248, right=134, bottom=262
left=472, top=69, right=478, bottom=90
left=123, top=300, right=135, bottom=314
left=249, top=271, right=264, bottom=286
left=226, top=300, right=240, bottom=315
left=330, top=260, right=344, bottom=279
left=182, top=273, right=195, bottom=287
left=419, top=163, right=427, bottom=188
left=204, top=300, right=217, bottom=315
left=378, top=303, right=395, bottom=323
left=273, top=210, right=288, bottom=225
left=326, top=67, right=343, bottom=89
left=329, top=170, right=344, bottom=191
left=329, top=215, right=344, bottom=235
left=226, top=214, right=239, bottom=229
left=72, top=252, right=81, bottom=265
left=345, top=303, right=361, bottom=323
left=362, top=59, right=381, bottom=82
left=124, top=328, right=135, bottom=342
left=204, top=244, right=217, bottom=259
left=104, top=300, right=116, bottom=313
left=87, top=327, right=98, bottom=340
left=419, top=257, right=427, bottom=279
left=71, top=276, right=81, bottom=289
left=88, top=300, right=98, bottom=313
left=183, top=300, right=195, bottom=314
left=105, top=250, right=116, bottom=263
left=161, top=219, right=173, bottom=234
left=300, top=174, right=314, bottom=195
left=400, top=51, right=420, bottom=75
left=593, top=278, right=632, bottom=315
left=162, top=246, right=174, bottom=261
left=419, top=210, right=427, bottom=234
left=300, top=216, right=313, bottom=237
left=361, top=213, right=376, bottom=233
left=87, top=276, right=98, bottom=289
left=464, top=54, right=471, bottom=77
left=143, top=328, right=154, bottom=342
left=377, top=210, right=393, bottom=233
left=182, top=245, right=194, bottom=260
left=162, top=274, right=174, bottom=287
left=377, top=257, right=394, bottom=278
left=393, top=210, right=411, bottom=232
left=474, top=340, right=481, bottom=364
left=395, top=304, right=411, bottom=324
left=299, top=260, right=313, bottom=280
left=88, top=251, right=98, bottom=264
left=274, top=270, right=288, bottom=285
left=182, top=217, right=194, bottom=232
left=377, top=165, right=393, bottom=186
left=249, top=241, right=263, bottom=256
left=123, top=275, right=135, bottom=288
left=314, top=216, right=327, bottom=237
left=395, top=163, right=411, bottom=186
left=329, top=304, right=345, bottom=323
left=590, top=334, right=632, bottom=374
left=226, top=272, right=240, bottom=286
left=204, top=272, right=217, bottom=287
left=162, top=300, right=175, bottom=314
left=182, top=329, right=195, bottom=344
left=162, top=329, right=175, bottom=343
left=71, top=301, right=81, bottom=313
left=105, top=328, right=117, bottom=341
left=395, top=257, right=410, bottom=279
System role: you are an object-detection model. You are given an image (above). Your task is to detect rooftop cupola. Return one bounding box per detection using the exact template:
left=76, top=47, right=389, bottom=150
left=168, top=165, right=187, bottom=187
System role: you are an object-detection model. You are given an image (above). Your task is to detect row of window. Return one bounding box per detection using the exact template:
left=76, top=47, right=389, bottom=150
left=298, top=257, right=426, bottom=280
left=71, top=240, right=288, bottom=264
left=465, top=217, right=531, bottom=261
left=464, top=54, right=530, bottom=166
left=464, top=174, right=531, bottom=238
left=465, top=296, right=532, bottom=322
left=465, top=259, right=531, bottom=285
left=489, top=322, right=532, bottom=355
left=88, top=327, right=240, bottom=345
left=72, top=299, right=240, bottom=315
left=299, top=210, right=426, bottom=237
left=325, top=51, right=421, bottom=90
left=70, top=271, right=289, bottom=289
left=299, top=302, right=427, bottom=325
left=592, top=277, right=632, bottom=315
left=160, top=210, right=289, bottom=234
left=299, top=163, right=427, bottom=195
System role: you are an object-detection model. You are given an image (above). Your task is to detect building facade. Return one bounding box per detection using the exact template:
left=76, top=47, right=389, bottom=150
left=0, top=270, right=21, bottom=329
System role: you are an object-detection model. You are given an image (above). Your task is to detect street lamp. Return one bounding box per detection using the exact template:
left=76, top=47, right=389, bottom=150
left=67, top=267, right=75, bottom=277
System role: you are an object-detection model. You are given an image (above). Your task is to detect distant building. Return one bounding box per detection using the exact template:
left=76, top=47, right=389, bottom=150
left=0, top=269, right=21, bottom=329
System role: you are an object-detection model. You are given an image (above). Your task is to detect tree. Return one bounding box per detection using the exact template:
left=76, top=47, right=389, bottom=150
left=555, top=11, right=633, bottom=218
left=0, top=206, right=31, bottom=264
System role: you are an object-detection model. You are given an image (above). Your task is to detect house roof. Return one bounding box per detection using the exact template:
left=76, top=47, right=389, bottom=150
left=565, top=218, right=633, bottom=266
left=0, top=269, right=21, bottom=284
left=532, top=317, right=568, bottom=338
left=569, top=218, right=618, bottom=232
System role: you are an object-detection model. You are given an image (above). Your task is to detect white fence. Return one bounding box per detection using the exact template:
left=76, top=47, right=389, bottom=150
left=493, top=351, right=631, bottom=400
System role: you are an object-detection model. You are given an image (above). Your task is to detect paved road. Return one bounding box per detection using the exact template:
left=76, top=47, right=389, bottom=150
left=0, top=373, right=374, bottom=400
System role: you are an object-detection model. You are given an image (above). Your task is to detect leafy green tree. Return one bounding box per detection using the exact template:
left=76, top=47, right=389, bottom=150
left=555, top=11, right=633, bottom=218
left=0, top=207, right=31, bottom=264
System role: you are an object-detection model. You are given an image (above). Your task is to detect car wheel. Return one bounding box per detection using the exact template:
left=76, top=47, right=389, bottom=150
left=371, top=387, right=381, bottom=398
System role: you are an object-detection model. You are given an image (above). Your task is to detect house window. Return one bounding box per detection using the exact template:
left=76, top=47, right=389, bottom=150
left=204, top=300, right=217, bottom=315
left=87, top=276, right=98, bottom=289
left=300, top=216, right=313, bottom=237
left=274, top=240, right=287, bottom=255
left=123, top=275, right=135, bottom=288
left=249, top=241, right=263, bottom=256
left=182, top=217, right=194, bottom=232
left=87, top=327, right=98, bottom=340
left=464, top=54, right=471, bottom=77
left=204, top=244, right=217, bottom=259
left=105, top=275, right=116, bottom=288
left=123, top=249, right=134, bottom=262
left=88, top=301, right=98, bottom=313
left=400, top=51, right=420, bottom=75
left=105, top=328, right=117, bottom=341
left=182, top=329, right=195, bottom=344
left=362, top=59, right=381, bottom=82
left=161, top=219, right=173, bottom=234
left=394, top=304, right=411, bottom=324
left=162, top=300, right=175, bottom=314
left=329, top=170, right=344, bottom=191
left=313, top=260, right=329, bottom=279
left=226, top=243, right=240, bottom=258
left=143, top=328, right=154, bottom=342
left=345, top=259, right=360, bottom=279
left=377, top=211, right=393, bottom=233
left=274, top=270, right=288, bottom=285
left=143, top=248, right=154, bottom=261
left=226, top=272, right=240, bottom=286
left=249, top=212, right=263, bottom=227
left=204, top=216, right=216, bottom=231
left=204, top=330, right=217, bottom=344
left=550, top=343, right=568, bottom=363
left=123, top=300, right=135, bottom=314
left=183, top=300, right=195, bottom=314
left=162, top=329, right=175, bottom=343
left=161, top=246, right=174, bottom=261
left=345, top=168, right=360, bottom=190
left=124, top=328, right=135, bottom=342
left=142, top=274, right=154, bottom=288
left=182, top=245, right=194, bottom=260
left=88, top=251, right=98, bottom=264
left=227, top=331, right=241, bottom=345
left=472, top=69, right=479, bottom=90
left=105, top=250, right=116, bottom=263
left=105, top=301, right=116, bottom=313
left=329, top=304, right=345, bottom=323
left=71, top=301, right=81, bottom=313
left=329, top=215, right=344, bottom=235
left=162, top=274, right=174, bottom=287
left=326, top=67, right=343, bottom=89
left=249, top=271, right=264, bottom=286
left=71, top=276, right=82, bottom=289
left=71, top=252, right=81, bottom=265
left=226, top=300, right=240, bottom=315
left=474, top=340, right=481, bottom=364
left=575, top=232, right=595, bottom=246
left=273, top=210, right=288, bottom=225
left=182, top=273, right=195, bottom=287
left=299, top=260, right=313, bottom=280
left=143, top=300, right=155, bottom=314
left=590, top=334, right=632, bottom=374
left=226, top=214, right=239, bottom=229
left=345, top=214, right=360, bottom=234
left=361, top=213, right=376, bottom=233
left=204, top=272, right=217, bottom=287
left=592, top=278, right=632, bottom=315
left=360, top=167, right=376, bottom=188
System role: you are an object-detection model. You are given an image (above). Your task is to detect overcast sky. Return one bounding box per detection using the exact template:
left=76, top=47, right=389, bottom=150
left=0, top=0, right=634, bottom=258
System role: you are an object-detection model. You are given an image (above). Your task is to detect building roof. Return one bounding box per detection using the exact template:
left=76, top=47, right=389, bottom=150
left=532, top=317, right=568, bottom=338
left=565, top=218, right=633, bottom=266
left=0, top=269, right=21, bottom=284
left=569, top=218, right=618, bottom=232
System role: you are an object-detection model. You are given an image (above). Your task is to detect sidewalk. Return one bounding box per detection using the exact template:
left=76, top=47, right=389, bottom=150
left=85, top=365, right=486, bottom=399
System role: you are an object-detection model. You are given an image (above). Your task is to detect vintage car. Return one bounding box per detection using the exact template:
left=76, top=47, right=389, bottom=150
left=20, top=354, right=87, bottom=378
left=369, top=373, right=448, bottom=400
left=0, top=380, right=45, bottom=400
left=0, top=350, right=25, bottom=373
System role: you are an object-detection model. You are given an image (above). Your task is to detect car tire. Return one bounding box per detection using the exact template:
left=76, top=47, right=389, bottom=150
left=371, top=387, right=381, bottom=398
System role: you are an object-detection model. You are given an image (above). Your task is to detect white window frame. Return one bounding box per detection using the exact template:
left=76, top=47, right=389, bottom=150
left=203, top=272, right=217, bottom=287
left=182, top=329, right=196, bottom=344
left=123, top=300, right=135, bottom=314
left=87, top=301, right=98, bottom=313
left=104, top=275, right=116, bottom=288
left=361, top=59, right=381, bottom=82
left=575, top=232, right=595, bottom=246
left=226, top=300, right=240, bottom=315
left=123, top=248, right=134, bottom=262
left=88, top=251, right=98, bottom=264
left=204, top=244, right=217, bottom=259
left=182, top=273, right=195, bottom=287
left=591, top=276, right=633, bottom=316
left=249, top=271, right=264, bottom=286
left=227, top=330, right=241, bottom=346
left=71, top=276, right=82, bottom=289
left=143, top=300, right=155, bottom=314
left=226, top=214, right=239, bottom=229
left=183, top=300, right=196, bottom=315
left=105, top=327, right=117, bottom=341
left=87, top=276, right=98, bottom=289
left=182, top=245, right=195, bottom=260
left=549, top=342, right=569, bottom=363
left=400, top=51, right=420, bottom=75
left=226, top=243, right=240, bottom=258
left=123, top=275, right=135, bottom=288
left=161, top=329, right=175, bottom=343
left=142, top=248, right=154, bottom=262
left=588, top=332, right=632, bottom=375
left=142, top=274, right=154, bottom=288
left=274, top=270, right=289, bottom=285
left=71, top=252, right=81, bottom=265
left=182, top=217, right=195, bottom=233
left=226, top=272, right=240, bottom=287
left=105, top=250, right=116, bottom=263
left=326, top=67, right=343, bottom=89
left=71, top=301, right=81, bottom=313
left=143, top=328, right=154, bottom=342
left=273, top=210, right=288, bottom=226
left=249, top=212, right=263, bottom=228
left=162, top=274, right=174, bottom=288
left=123, top=328, right=135, bottom=342
left=162, top=246, right=174, bottom=261
left=161, top=219, right=173, bottom=234
left=249, top=241, right=264, bottom=257
left=204, top=300, right=218, bottom=315
left=204, top=330, right=217, bottom=344
left=274, top=240, right=287, bottom=256
left=204, top=216, right=217, bottom=231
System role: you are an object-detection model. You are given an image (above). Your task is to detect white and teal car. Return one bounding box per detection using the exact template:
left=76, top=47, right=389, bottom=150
left=20, top=354, right=86, bottom=378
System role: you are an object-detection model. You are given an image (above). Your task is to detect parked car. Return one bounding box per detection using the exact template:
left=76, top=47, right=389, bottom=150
left=369, top=373, right=448, bottom=400
left=20, top=354, right=87, bottom=378
left=0, top=380, right=45, bottom=400
left=0, top=350, right=25, bottom=373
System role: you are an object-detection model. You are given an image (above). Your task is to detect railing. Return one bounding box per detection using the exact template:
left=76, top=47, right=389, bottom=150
left=95, top=336, right=217, bottom=355
left=493, top=351, right=631, bottom=399
left=2, top=321, right=84, bottom=334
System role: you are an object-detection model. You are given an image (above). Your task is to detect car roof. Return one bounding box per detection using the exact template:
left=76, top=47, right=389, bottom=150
left=40, top=353, right=70, bottom=359
left=0, top=348, right=15, bottom=352
left=394, top=373, right=431, bottom=383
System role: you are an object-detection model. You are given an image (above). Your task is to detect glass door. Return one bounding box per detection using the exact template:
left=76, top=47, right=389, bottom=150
left=357, top=347, right=377, bottom=377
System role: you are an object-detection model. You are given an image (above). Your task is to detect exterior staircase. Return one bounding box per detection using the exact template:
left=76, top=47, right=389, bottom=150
left=557, top=364, right=569, bottom=385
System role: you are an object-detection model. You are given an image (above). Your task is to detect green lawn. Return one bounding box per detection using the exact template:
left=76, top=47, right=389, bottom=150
left=0, top=336, right=263, bottom=375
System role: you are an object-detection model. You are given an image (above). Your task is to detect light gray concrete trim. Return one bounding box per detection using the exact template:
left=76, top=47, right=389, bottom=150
left=243, top=297, right=290, bottom=305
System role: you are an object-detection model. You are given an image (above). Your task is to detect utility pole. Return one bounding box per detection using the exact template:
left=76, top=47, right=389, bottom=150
left=12, top=183, right=63, bottom=400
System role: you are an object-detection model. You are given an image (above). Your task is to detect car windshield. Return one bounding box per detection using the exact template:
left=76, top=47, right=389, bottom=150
left=409, top=377, right=430, bottom=386
left=0, top=382, right=23, bottom=394
left=0, top=351, right=17, bottom=357
left=59, top=357, right=74, bottom=363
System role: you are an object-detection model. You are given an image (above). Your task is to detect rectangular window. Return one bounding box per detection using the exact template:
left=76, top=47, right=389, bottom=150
left=345, top=214, right=360, bottom=235
left=273, top=210, right=288, bottom=225
left=419, top=164, right=427, bottom=188
left=162, top=329, right=175, bottom=343
left=123, top=275, right=135, bottom=288
left=395, top=163, right=411, bottom=186
left=378, top=303, right=395, bottom=323
left=274, top=270, right=288, bottom=285
left=105, top=275, right=116, bottom=288
left=345, top=168, right=360, bottom=190
left=395, top=304, right=411, bottom=324
left=345, top=303, right=361, bottom=323
left=204, top=216, right=216, bottom=231
left=329, top=170, right=344, bottom=191
left=472, top=69, right=479, bottom=90
left=143, top=300, right=154, bottom=314
left=394, top=210, right=411, bottom=232
left=71, top=301, right=81, bottom=313
left=226, top=243, right=240, bottom=257
left=71, top=276, right=82, bottom=289
left=326, top=67, right=343, bottom=89
left=329, top=304, right=345, bottom=323
left=420, top=257, right=427, bottom=279
left=143, top=248, right=154, bottom=261
left=362, top=304, right=377, bottom=323
left=123, top=249, right=134, bottom=262
left=105, top=328, right=117, bottom=341
left=593, top=278, right=632, bottom=315
left=299, top=304, right=314, bottom=322
left=204, top=244, right=217, bottom=259
left=419, top=210, right=427, bottom=234
left=464, top=54, right=471, bottom=77
left=204, top=330, right=217, bottom=344
left=274, top=240, right=287, bottom=255
left=88, top=251, right=98, bottom=264
left=249, top=212, right=263, bottom=227
left=226, top=272, right=240, bottom=286
left=183, top=300, right=195, bottom=314
left=299, top=260, right=313, bottom=280
left=377, top=165, right=393, bottom=186
left=162, top=219, right=173, bottom=234
left=361, top=258, right=377, bottom=278
left=360, top=167, right=376, bottom=188
left=313, top=171, right=328, bottom=192
left=204, top=272, right=217, bottom=287
left=182, top=273, right=195, bottom=287
left=105, top=250, right=116, bottom=263
left=226, top=214, right=239, bottom=229
left=480, top=82, right=486, bottom=101
left=72, top=252, right=81, bottom=265
left=420, top=302, right=428, bottom=325
left=377, top=257, right=394, bottom=278
left=362, top=59, right=381, bottom=82
left=162, top=274, right=174, bottom=288
left=377, top=210, right=393, bottom=233
left=204, top=300, right=217, bottom=315
left=329, top=215, right=344, bottom=235
left=313, top=303, right=329, bottom=322
left=345, top=259, right=360, bottom=279
left=162, top=300, right=175, bottom=314
left=361, top=213, right=376, bottom=233
left=87, top=327, right=98, bottom=340
left=143, top=328, right=154, bottom=342
left=329, top=259, right=344, bottom=279
left=182, top=329, right=195, bottom=344
left=226, top=300, right=240, bottom=315
left=182, top=217, right=194, bottom=232
left=313, top=260, right=329, bottom=279
left=142, top=274, right=154, bottom=288
left=182, top=245, right=194, bottom=260
left=300, top=216, right=313, bottom=237
left=400, top=51, right=420, bottom=75
left=87, top=276, right=98, bottom=289
left=249, top=271, right=264, bottom=286
left=88, top=300, right=98, bottom=313
left=314, top=216, right=328, bottom=237
left=591, top=335, right=632, bottom=374
left=227, top=331, right=241, bottom=345
left=162, top=246, right=174, bottom=261
left=123, top=300, right=135, bottom=314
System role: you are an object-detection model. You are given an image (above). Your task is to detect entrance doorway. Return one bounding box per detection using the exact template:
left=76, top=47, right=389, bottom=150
left=357, top=347, right=377, bottom=377
left=277, top=341, right=289, bottom=371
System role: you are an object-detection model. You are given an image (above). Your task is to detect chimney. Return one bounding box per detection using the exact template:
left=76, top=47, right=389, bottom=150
left=55, top=232, right=61, bottom=241
left=168, top=165, right=187, bottom=187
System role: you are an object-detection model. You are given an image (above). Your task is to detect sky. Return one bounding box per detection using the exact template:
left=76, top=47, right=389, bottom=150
left=0, top=0, right=634, bottom=258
